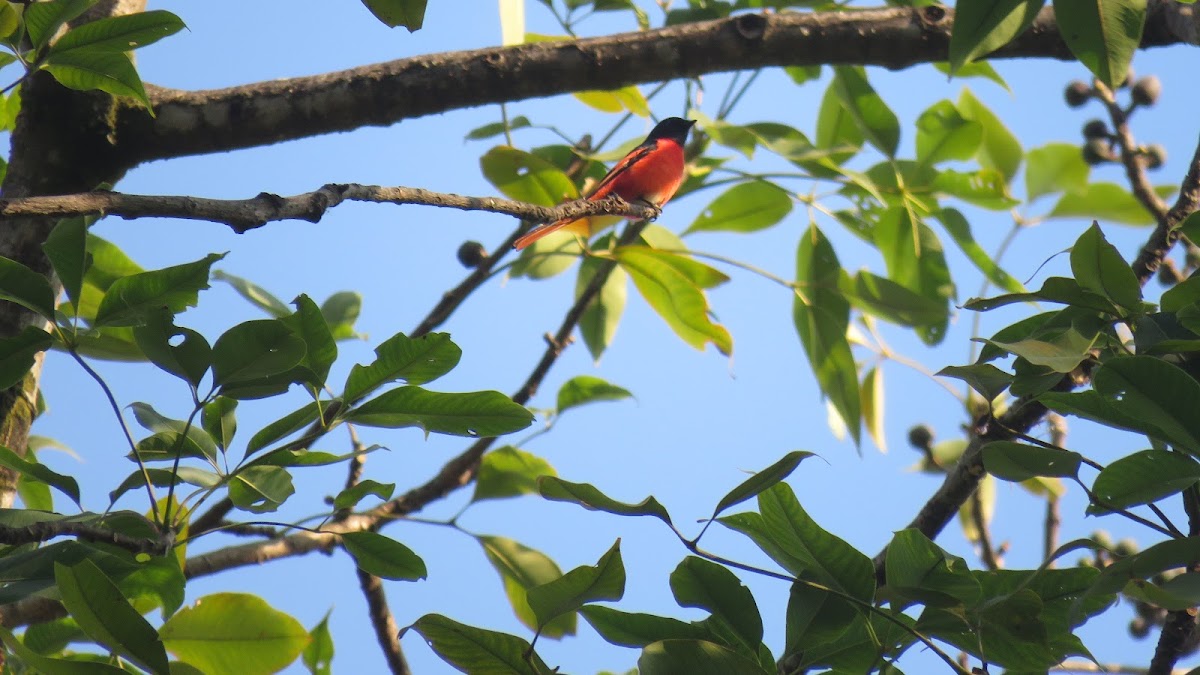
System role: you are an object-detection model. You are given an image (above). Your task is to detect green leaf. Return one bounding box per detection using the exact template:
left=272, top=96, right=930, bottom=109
left=0, top=326, right=53, bottom=390
left=51, top=9, right=184, bottom=53
left=556, top=375, right=632, bottom=414
left=342, top=531, right=427, bottom=580
left=685, top=181, right=793, bottom=234
left=965, top=276, right=1118, bottom=314
left=211, top=319, right=306, bottom=387
left=211, top=270, right=290, bottom=317
left=0, top=443, right=80, bottom=507
left=228, top=465, right=294, bottom=513
left=282, top=294, right=337, bottom=388
left=1087, top=537, right=1200, bottom=604
left=465, top=116, right=532, bottom=141
left=403, top=614, right=548, bottom=674
left=1026, top=142, right=1091, bottom=201
left=332, top=479, right=395, bottom=510
left=55, top=560, right=169, bottom=674
left=937, top=363, right=1013, bottom=402
left=984, top=327, right=1097, bottom=373
left=915, top=100, right=982, bottom=167
left=344, top=387, right=533, bottom=437
left=782, top=578, right=863, bottom=660
left=1069, top=222, right=1141, bottom=310
left=42, top=48, right=152, bottom=110
left=319, top=291, right=362, bottom=340
left=638, top=639, right=768, bottom=674
left=814, top=82, right=863, bottom=166
left=108, top=466, right=219, bottom=504
left=793, top=224, right=859, bottom=444
left=538, top=476, right=672, bottom=525
left=982, top=441, right=1082, bottom=481
left=0, top=625, right=126, bottom=674
left=481, top=146, right=577, bottom=207
left=934, top=61, right=1011, bottom=91
left=0, top=256, right=55, bottom=320
left=831, top=66, right=899, bottom=158
left=577, top=249, right=627, bottom=361
left=360, top=0, right=427, bottom=30
left=93, top=253, right=222, bottom=327
left=885, top=529, right=981, bottom=608
left=670, top=557, right=762, bottom=648
left=959, top=88, right=1022, bottom=181
left=1049, top=182, right=1173, bottom=226
left=527, top=539, right=624, bottom=629
left=43, top=216, right=90, bottom=313
left=1093, top=449, right=1200, bottom=508
left=1054, top=0, right=1146, bottom=87
left=846, top=271, right=948, bottom=328
left=720, top=483, right=875, bottom=603
left=1093, top=356, right=1200, bottom=452
left=160, top=593, right=308, bottom=675
left=472, top=446, right=556, bottom=503
left=129, top=402, right=218, bottom=463
left=712, top=451, right=813, bottom=519
left=245, top=402, right=320, bottom=456
left=201, top=397, right=237, bottom=452
left=872, top=208, right=954, bottom=345
left=575, top=87, right=649, bottom=116
left=860, top=366, right=886, bottom=452
left=948, top=0, right=1045, bottom=71
left=302, top=612, right=333, bottom=675
left=24, top=0, right=95, bottom=48
left=479, top=536, right=574, bottom=638
left=934, top=208, right=1026, bottom=293
left=932, top=168, right=1020, bottom=210
left=133, top=308, right=211, bottom=388
left=616, top=246, right=732, bottom=355
left=1125, top=573, right=1200, bottom=611
left=581, top=606, right=706, bottom=648
left=343, top=331, right=462, bottom=404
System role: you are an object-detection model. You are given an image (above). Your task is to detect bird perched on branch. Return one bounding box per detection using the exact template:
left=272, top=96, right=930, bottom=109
left=514, top=117, right=697, bottom=250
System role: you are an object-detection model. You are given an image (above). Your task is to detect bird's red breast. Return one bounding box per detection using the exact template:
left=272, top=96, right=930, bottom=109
left=514, top=118, right=695, bottom=250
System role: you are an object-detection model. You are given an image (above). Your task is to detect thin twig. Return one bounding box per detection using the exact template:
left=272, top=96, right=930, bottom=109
left=970, top=489, right=1000, bottom=570
left=68, top=349, right=161, bottom=525
left=1093, top=81, right=1170, bottom=226
left=1044, top=413, right=1066, bottom=566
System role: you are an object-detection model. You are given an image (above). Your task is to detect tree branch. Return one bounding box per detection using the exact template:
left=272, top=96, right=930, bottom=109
left=1093, top=81, right=1170, bottom=227
left=0, top=185, right=660, bottom=234
left=110, top=2, right=1196, bottom=168
left=356, top=568, right=411, bottom=675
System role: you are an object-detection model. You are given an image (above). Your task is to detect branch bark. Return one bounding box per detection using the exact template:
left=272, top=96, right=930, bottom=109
left=108, top=2, right=1196, bottom=169
left=0, top=184, right=661, bottom=233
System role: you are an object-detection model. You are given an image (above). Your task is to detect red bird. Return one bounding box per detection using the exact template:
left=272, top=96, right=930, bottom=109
left=514, top=117, right=696, bottom=250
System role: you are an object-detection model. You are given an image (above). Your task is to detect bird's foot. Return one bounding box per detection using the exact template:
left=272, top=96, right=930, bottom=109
left=633, top=199, right=662, bottom=220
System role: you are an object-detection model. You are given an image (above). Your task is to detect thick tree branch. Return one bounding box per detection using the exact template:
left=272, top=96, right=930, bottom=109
left=0, top=519, right=169, bottom=554
left=0, top=185, right=661, bottom=233
left=112, top=2, right=1196, bottom=168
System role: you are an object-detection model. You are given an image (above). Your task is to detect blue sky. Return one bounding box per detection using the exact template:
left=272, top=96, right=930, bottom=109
left=20, top=1, right=1200, bottom=672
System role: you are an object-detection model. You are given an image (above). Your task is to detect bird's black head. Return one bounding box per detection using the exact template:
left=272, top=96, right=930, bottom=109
left=647, top=117, right=697, bottom=144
